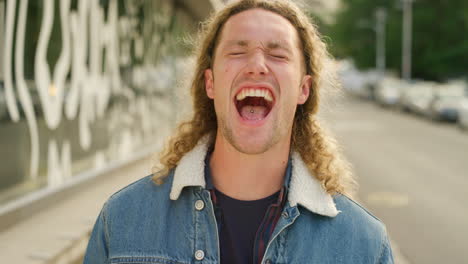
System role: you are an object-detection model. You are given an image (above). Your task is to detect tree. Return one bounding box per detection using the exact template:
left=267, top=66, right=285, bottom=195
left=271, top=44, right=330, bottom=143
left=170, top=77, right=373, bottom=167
left=329, top=0, right=468, bottom=81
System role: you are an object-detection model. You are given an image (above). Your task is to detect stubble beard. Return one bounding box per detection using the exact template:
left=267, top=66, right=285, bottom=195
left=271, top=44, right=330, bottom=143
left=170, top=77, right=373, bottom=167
left=217, top=114, right=283, bottom=155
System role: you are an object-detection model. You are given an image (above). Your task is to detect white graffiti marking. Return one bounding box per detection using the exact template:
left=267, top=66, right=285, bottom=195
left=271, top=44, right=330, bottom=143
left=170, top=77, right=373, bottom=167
left=68, top=0, right=120, bottom=150
left=2, top=0, right=121, bottom=182
left=3, top=0, right=20, bottom=121
left=93, top=151, right=106, bottom=170
left=65, top=0, right=89, bottom=121
left=47, top=139, right=71, bottom=188
left=1, top=0, right=177, bottom=187
left=15, top=0, right=40, bottom=179
left=35, top=0, right=71, bottom=130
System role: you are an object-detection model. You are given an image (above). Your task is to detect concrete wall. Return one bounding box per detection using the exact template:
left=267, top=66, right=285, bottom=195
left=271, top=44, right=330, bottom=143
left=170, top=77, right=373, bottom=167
left=0, top=0, right=216, bottom=229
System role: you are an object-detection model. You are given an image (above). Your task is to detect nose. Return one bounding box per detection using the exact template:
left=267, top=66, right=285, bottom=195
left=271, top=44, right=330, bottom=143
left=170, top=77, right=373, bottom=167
left=244, top=50, right=269, bottom=77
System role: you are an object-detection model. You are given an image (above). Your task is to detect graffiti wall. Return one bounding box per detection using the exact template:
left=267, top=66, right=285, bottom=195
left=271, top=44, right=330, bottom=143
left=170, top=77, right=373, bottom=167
left=0, top=0, right=195, bottom=206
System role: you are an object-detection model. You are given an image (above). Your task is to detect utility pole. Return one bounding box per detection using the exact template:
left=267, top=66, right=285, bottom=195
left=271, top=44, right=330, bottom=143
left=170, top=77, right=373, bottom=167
left=357, top=8, right=387, bottom=80
left=0, top=1, right=5, bottom=80
left=402, top=0, right=413, bottom=81
left=375, top=8, right=387, bottom=79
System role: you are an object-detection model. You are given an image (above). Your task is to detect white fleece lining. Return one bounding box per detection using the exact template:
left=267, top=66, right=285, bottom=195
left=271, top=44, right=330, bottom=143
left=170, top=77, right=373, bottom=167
left=289, top=152, right=339, bottom=217
left=169, top=136, right=211, bottom=200
left=170, top=136, right=339, bottom=217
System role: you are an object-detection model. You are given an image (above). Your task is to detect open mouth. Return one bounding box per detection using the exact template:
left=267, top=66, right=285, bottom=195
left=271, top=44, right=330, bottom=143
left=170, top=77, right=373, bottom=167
left=234, top=88, right=274, bottom=121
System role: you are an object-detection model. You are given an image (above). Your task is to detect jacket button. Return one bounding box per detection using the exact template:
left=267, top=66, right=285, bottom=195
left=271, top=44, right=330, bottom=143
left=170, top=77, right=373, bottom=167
left=194, top=249, right=205, bottom=260
left=195, top=200, right=205, bottom=211
left=282, top=211, right=289, bottom=219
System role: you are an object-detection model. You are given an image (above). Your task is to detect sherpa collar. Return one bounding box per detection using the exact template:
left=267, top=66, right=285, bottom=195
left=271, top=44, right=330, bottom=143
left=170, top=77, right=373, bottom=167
left=169, top=136, right=339, bottom=217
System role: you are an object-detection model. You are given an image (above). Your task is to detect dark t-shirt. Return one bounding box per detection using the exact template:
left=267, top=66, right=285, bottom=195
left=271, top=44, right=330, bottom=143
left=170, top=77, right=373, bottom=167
left=215, top=188, right=280, bottom=264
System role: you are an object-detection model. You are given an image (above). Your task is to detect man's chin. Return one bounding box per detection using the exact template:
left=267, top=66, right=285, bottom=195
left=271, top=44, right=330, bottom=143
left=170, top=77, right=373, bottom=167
left=219, top=119, right=280, bottom=155
left=228, top=137, right=275, bottom=155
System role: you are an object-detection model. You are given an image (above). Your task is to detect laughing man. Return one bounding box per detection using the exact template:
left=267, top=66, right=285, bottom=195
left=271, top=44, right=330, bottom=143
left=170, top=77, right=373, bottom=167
left=84, top=0, right=394, bottom=263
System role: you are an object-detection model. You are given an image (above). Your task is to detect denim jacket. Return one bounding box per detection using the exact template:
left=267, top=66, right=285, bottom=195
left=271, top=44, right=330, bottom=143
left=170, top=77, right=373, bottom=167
left=84, top=137, right=394, bottom=264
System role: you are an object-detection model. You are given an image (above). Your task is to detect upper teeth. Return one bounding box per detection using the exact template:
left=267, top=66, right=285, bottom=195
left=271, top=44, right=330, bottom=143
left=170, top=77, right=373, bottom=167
left=236, top=89, right=273, bottom=102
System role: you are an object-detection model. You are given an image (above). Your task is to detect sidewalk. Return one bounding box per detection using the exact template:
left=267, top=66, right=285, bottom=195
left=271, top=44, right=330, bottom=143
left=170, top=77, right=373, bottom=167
left=0, top=153, right=155, bottom=264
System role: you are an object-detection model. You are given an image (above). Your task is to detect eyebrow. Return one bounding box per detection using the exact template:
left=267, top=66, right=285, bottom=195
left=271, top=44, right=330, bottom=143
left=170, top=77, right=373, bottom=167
left=224, top=40, right=293, bottom=54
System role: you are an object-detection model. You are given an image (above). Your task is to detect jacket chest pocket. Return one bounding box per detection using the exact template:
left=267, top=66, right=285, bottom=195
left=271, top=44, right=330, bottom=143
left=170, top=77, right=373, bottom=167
left=110, top=256, right=188, bottom=264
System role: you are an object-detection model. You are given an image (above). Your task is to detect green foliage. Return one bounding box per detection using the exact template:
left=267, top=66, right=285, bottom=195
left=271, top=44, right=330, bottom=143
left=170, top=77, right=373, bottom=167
left=329, top=0, right=468, bottom=81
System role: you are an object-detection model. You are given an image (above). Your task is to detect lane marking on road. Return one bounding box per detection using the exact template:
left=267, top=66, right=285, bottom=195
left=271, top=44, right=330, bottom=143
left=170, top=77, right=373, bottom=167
left=367, top=191, right=410, bottom=208
left=331, top=121, right=382, bottom=132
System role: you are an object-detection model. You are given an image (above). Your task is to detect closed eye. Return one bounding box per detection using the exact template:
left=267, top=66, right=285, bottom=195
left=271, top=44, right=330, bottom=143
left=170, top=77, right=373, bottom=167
left=229, top=52, right=246, bottom=56
left=271, top=54, right=287, bottom=59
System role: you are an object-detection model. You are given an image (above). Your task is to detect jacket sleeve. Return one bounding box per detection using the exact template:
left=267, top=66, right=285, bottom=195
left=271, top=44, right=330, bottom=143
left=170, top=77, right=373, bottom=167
left=83, top=205, right=110, bottom=264
left=378, top=232, right=395, bottom=264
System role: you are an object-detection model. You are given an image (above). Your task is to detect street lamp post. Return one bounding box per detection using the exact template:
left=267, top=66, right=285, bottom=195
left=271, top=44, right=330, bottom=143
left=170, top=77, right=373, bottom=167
left=375, top=8, right=387, bottom=79
left=0, top=1, right=5, bottom=80
left=401, top=0, right=413, bottom=81
left=357, top=8, right=387, bottom=80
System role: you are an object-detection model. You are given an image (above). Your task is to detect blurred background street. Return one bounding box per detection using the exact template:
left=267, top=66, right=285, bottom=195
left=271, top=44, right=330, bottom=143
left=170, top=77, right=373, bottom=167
left=1, top=0, right=467, bottom=263
left=322, top=95, right=468, bottom=264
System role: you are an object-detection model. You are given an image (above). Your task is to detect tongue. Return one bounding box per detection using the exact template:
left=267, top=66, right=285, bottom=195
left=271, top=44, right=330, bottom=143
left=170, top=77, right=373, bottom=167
left=240, top=105, right=268, bottom=120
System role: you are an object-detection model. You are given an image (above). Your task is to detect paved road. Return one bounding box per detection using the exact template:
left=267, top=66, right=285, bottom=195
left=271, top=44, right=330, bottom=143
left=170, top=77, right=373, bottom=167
left=321, top=95, right=468, bottom=264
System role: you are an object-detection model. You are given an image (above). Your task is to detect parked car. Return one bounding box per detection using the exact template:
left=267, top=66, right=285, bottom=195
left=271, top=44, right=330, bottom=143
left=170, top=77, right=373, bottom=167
left=360, top=70, right=381, bottom=100
left=375, top=76, right=407, bottom=107
left=339, top=68, right=367, bottom=96
left=399, top=81, right=436, bottom=115
left=427, top=81, right=466, bottom=121
left=458, top=96, right=468, bottom=130
left=338, top=60, right=380, bottom=100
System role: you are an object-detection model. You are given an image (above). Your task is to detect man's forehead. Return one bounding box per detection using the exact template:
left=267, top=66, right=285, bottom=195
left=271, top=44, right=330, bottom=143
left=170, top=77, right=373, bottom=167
left=218, top=9, right=300, bottom=48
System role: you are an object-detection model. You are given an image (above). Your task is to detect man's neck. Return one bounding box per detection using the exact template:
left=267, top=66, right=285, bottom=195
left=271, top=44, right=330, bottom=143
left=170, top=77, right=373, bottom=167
left=209, top=135, right=290, bottom=201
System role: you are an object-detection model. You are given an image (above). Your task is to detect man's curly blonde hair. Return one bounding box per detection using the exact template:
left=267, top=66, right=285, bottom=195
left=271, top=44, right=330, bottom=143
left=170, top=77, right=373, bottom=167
left=152, top=0, right=356, bottom=196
